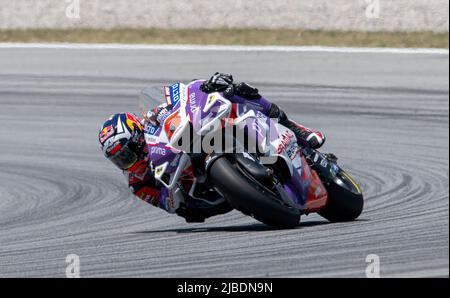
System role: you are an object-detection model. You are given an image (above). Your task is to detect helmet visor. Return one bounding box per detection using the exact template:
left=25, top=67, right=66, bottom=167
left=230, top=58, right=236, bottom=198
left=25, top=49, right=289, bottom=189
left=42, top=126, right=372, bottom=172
left=108, top=146, right=139, bottom=170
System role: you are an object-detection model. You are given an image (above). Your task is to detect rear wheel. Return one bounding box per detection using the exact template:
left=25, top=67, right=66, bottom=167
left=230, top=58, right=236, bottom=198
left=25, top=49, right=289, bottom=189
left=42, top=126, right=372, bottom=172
left=207, top=156, right=301, bottom=228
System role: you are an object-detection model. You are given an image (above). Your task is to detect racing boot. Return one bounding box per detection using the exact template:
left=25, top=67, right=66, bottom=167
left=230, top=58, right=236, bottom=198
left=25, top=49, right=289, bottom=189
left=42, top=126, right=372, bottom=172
left=285, top=120, right=326, bottom=149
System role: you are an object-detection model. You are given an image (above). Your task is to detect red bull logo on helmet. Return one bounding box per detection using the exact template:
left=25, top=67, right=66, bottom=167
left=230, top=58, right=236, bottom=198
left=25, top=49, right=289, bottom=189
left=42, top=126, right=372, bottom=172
left=99, top=125, right=114, bottom=144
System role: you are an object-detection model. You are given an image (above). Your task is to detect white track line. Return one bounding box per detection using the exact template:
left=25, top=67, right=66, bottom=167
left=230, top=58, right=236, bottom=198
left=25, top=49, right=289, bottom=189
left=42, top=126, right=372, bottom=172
left=0, top=42, right=448, bottom=55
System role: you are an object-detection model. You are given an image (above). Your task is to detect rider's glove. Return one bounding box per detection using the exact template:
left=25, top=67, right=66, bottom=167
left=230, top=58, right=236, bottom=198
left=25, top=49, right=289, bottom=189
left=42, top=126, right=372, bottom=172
left=201, top=72, right=234, bottom=93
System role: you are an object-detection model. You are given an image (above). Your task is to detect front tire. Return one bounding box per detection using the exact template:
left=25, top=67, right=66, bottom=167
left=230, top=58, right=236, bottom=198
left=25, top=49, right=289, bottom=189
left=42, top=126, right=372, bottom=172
left=208, top=156, right=301, bottom=228
left=319, top=170, right=364, bottom=222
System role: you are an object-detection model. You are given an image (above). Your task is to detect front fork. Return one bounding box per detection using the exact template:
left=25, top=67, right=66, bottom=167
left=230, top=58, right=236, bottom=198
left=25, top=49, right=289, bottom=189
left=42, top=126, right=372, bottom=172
left=302, top=147, right=340, bottom=185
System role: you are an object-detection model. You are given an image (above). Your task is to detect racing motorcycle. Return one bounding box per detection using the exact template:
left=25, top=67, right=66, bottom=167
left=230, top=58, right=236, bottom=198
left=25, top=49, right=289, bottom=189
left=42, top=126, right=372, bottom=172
left=139, top=81, right=363, bottom=228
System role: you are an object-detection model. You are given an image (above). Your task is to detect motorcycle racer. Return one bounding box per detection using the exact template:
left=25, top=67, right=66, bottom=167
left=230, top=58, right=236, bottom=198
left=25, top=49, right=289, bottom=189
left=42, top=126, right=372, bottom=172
left=98, top=73, right=326, bottom=223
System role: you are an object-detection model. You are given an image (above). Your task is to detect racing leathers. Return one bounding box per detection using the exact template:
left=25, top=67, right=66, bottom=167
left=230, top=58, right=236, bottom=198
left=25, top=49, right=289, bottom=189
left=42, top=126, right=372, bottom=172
left=127, top=73, right=326, bottom=223
left=201, top=72, right=326, bottom=149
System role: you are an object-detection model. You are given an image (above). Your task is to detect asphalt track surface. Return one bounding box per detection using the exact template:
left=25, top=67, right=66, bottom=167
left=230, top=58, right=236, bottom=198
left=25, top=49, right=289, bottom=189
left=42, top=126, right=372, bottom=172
left=0, top=46, right=448, bottom=277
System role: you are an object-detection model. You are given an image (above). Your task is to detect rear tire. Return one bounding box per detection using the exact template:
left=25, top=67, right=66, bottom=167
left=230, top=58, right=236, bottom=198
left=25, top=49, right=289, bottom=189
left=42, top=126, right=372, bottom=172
left=208, top=156, right=300, bottom=228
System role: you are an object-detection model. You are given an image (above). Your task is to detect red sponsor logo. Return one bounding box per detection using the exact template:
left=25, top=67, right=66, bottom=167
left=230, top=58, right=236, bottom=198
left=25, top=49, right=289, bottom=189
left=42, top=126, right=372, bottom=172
left=277, top=131, right=295, bottom=154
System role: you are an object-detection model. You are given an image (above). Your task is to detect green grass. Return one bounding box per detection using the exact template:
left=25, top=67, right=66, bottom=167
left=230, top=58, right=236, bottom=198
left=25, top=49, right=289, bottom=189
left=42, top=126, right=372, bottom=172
left=0, top=28, right=448, bottom=48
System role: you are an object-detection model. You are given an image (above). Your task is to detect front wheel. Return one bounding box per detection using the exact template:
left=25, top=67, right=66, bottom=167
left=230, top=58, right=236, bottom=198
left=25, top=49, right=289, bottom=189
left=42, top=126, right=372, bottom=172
left=318, top=169, right=364, bottom=222
left=207, top=156, right=301, bottom=228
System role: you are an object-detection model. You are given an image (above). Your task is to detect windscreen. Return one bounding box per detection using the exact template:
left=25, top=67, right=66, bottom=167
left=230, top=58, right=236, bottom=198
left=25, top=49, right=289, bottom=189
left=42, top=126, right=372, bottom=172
left=138, top=86, right=165, bottom=119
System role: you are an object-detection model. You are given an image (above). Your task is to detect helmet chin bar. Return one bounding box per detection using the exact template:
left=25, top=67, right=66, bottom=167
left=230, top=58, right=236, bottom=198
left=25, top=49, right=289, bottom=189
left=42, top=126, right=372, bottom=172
left=116, top=130, right=147, bottom=171
left=109, top=145, right=139, bottom=170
